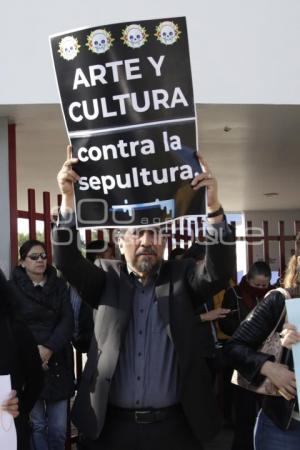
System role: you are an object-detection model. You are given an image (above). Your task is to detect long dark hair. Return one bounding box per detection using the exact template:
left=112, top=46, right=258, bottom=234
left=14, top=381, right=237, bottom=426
left=246, top=261, right=271, bottom=282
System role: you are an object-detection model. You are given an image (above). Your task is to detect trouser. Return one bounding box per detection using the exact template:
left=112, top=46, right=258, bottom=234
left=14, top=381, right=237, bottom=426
left=30, top=399, right=68, bottom=450
left=254, top=409, right=300, bottom=450
left=231, top=386, right=258, bottom=450
left=15, top=414, right=31, bottom=450
left=81, top=409, right=203, bottom=450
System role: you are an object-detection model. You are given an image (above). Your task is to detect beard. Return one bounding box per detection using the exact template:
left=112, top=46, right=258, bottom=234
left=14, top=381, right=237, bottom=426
left=135, top=257, right=158, bottom=274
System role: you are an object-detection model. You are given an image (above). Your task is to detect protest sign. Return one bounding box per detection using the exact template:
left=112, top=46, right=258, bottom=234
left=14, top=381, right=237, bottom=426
left=50, top=17, right=204, bottom=228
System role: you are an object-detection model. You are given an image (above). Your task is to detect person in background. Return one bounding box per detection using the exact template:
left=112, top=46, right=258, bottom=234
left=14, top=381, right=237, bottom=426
left=212, top=280, right=236, bottom=428
left=225, top=248, right=300, bottom=450
left=184, top=241, right=231, bottom=323
left=0, top=268, right=44, bottom=450
left=220, top=261, right=272, bottom=337
left=85, top=239, right=115, bottom=265
left=181, top=242, right=231, bottom=384
left=168, top=247, right=185, bottom=261
left=10, top=240, right=74, bottom=450
left=220, top=261, right=272, bottom=450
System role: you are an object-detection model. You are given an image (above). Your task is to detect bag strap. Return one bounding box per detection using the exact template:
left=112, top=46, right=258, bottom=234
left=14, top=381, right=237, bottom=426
left=203, top=303, right=218, bottom=344
left=264, top=288, right=291, bottom=339
left=275, top=287, right=292, bottom=299
left=231, top=286, right=242, bottom=323
left=267, top=306, right=286, bottom=339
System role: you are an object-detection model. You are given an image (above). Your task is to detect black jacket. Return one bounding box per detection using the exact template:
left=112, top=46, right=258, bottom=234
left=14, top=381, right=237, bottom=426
left=225, top=290, right=298, bottom=430
left=219, top=284, right=258, bottom=336
left=10, top=265, right=75, bottom=401
left=53, top=224, right=235, bottom=443
left=0, top=316, right=44, bottom=450
left=0, top=266, right=44, bottom=450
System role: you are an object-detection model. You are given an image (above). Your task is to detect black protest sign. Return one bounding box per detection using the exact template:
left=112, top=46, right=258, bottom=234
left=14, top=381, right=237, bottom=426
left=50, top=17, right=205, bottom=228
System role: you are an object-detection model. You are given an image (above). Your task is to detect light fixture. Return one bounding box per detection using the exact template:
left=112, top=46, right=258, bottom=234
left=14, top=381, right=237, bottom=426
left=263, top=193, right=279, bottom=197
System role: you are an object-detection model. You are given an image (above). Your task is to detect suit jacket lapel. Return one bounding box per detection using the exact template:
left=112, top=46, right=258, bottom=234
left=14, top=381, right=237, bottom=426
left=155, top=262, right=171, bottom=338
left=118, top=267, right=135, bottom=338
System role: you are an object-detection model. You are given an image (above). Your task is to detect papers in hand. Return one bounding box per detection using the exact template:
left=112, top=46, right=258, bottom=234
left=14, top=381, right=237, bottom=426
left=0, top=375, right=17, bottom=450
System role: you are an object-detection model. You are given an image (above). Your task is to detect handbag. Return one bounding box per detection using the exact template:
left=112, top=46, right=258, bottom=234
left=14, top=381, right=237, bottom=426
left=231, top=287, right=291, bottom=396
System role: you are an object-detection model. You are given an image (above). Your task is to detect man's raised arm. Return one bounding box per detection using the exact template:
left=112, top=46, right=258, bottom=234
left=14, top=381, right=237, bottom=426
left=52, top=145, right=105, bottom=308
left=188, top=154, right=235, bottom=298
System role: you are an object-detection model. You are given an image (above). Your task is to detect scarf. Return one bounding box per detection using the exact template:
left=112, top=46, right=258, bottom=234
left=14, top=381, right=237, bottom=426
left=238, top=275, right=270, bottom=310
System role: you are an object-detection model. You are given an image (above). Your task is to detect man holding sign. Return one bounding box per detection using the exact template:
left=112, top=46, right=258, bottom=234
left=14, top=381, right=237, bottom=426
left=53, top=147, right=235, bottom=449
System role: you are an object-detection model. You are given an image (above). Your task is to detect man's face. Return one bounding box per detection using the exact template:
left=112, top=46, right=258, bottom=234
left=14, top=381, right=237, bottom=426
left=119, top=227, right=167, bottom=275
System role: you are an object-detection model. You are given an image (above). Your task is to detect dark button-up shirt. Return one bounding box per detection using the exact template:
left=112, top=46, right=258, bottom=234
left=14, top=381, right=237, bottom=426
left=109, top=272, right=180, bottom=408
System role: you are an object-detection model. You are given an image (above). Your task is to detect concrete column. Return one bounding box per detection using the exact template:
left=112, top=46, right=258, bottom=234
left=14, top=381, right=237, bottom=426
left=0, top=118, right=11, bottom=277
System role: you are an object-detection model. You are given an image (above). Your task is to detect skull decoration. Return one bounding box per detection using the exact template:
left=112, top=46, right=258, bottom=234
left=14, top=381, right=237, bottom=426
left=121, top=24, right=148, bottom=49
left=58, top=36, right=80, bottom=61
left=155, top=21, right=181, bottom=46
left=86, top=29, right=114, bottom=54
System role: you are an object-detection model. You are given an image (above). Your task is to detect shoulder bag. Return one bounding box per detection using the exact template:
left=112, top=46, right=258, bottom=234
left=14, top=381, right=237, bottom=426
left=231, top=287, right=291, bottom=396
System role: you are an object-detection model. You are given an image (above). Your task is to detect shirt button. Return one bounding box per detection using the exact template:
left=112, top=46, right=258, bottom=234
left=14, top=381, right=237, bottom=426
left=140, top=309, right=144, bottom=313
left=139, top=330, right=143, bottom=335
left=142, top=290, right=145, bottom=294
left=138, top=352, right=142, bottom=357
left=136, top=400, right=140, bottom=405
left=137, top=376, right=141, bottom=381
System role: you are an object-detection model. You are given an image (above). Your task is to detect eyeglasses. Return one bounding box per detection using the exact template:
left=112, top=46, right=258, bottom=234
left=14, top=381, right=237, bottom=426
left=27, top=252, right=47, bottom=261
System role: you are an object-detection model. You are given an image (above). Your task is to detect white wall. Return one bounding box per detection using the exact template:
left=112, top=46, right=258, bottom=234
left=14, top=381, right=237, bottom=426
left=0, top=118, right=11, bottom=277
left=1, top=0, right=300, bottom=105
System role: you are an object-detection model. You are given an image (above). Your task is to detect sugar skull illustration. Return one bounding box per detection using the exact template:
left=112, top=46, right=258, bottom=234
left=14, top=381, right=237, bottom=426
left=121, top=24, right=148, bottom=48
left=86, top=29, right=114, bottom=54
left=155, top=21, right=181, bottom=45
left=58, top=36, right=80, bottom=61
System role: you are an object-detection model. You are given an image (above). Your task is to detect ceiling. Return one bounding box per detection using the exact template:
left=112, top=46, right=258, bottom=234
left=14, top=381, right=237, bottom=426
left=1, top=103, right=300, bottom=213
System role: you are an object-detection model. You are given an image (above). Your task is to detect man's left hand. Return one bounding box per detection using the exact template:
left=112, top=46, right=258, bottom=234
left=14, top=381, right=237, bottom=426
left=190, top=154, right=223, bottom=222
left=38, top=345, right=53, bottom=364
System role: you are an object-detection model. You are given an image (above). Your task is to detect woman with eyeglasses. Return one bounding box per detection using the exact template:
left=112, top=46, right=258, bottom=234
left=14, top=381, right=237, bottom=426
left=10, top=240, right=74, bottom=450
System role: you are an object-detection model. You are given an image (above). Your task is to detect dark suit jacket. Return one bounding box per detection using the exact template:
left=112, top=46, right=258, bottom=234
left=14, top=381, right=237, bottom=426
left=53, top=225, right=235, bottom=443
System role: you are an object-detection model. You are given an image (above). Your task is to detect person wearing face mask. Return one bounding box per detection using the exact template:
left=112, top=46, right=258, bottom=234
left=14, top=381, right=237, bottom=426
left=219, top=261, right=272, bottom=450
left=220, top=261, right=272, bottom=337
left=225, top=244, right=300, bottom=450
left=10, top=240, right=74, bottom=450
